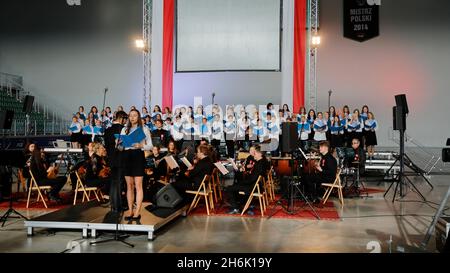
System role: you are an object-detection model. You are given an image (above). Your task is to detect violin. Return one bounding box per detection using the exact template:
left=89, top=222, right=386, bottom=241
left=98, top=157, right=111, bottom=179
left=47, top=154, right=63, bottom=179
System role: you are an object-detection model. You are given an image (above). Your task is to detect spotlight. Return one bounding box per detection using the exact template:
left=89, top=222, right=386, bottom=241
left=135, top=39, right=145, bottom=49
left=311, top=35, right=321, bottom=47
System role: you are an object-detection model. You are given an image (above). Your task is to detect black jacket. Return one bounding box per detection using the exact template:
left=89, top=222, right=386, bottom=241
left=319, top=152, right=337, bottom=181
left=188, top=157, right=214, bottom=186
left=241, top=156, right=269, bottom=186
left=151, top=129, right=170, bottom=147
left=104, top=123, right=124, bottom=168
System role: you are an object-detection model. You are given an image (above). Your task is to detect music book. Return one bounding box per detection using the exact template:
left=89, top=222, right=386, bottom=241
left=348, top=123, right=360, bottom=130
left=314, top=124, right=327, bottom=130
left=69, top=125, right=79, bottom=132
left=330, top=126, right=343, bottom=132
left=83, top=125, right=93, bottom=134
left=93, top=126, right=103, bottom=135
left=214, top=162, right=229, bottom=175
left=165, top=155, right=180, bottom=169
left=114, top=127, right=146, bottom=148
left=181, top=157, right=192, bottom=168
left=228, top=158, right=239, bottom=170
left=253, top=127, right=264, bottom=136
left=212, top=127, right=222, bottom=134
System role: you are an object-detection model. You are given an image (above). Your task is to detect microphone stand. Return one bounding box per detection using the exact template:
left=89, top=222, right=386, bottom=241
left=328, top=90, right=332, bottom=110
left=90, top=131, right=134, bottom=248
left=100, top=88, right=108, bottom=144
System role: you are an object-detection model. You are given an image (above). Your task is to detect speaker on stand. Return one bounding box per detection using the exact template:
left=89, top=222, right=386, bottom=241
left=22, top=95, right=34, bottom=136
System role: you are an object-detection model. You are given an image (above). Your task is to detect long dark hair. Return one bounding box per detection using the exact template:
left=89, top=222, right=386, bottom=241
left=31, top=146, right=44, bottom=169
left=125, top=109, right=143, bottom=135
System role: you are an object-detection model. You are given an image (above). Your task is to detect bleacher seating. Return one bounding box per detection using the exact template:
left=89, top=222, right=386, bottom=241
left=0, top=87, right=48, bottom=134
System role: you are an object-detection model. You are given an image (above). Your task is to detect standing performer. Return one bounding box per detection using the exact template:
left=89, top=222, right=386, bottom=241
left=104, top=111, right=127, bottom=212
left=364, top=112, right=378, bottom=160
left=120, top=109, right=153, bottom=221
left=224, top=114, right=237, bottom=159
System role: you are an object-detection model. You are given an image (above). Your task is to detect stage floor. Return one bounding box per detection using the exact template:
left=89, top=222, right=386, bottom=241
left=24, top=201, right=189, bottom=240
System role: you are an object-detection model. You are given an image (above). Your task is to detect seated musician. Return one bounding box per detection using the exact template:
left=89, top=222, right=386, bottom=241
left=231, top=146, right=256, bottom=182
left=302, top=141, right=337, bottom=203
left=148, top=145, right=168, bottom=180
left=29, top=146, right=66, bottom=202
left=171, top=144, right=214, bottom=200
left=151, top=119, right=170, bottom=147
left=225, top=144, right=269, bottom=215
left=167, top=140, right=179, bottom=157
left=80, top=143, right=111, bottom=195
left=346, top=138, right=366, bottom=176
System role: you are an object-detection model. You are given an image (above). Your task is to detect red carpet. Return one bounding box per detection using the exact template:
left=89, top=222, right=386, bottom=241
left=360, top=187, right=385, bottom=194
left=189, top=199, right=340, bottom=220
left=0, top=192, right=75, bottom=211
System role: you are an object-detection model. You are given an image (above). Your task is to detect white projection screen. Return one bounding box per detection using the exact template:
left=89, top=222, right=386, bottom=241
left=176, top=0, right=282, bottom=72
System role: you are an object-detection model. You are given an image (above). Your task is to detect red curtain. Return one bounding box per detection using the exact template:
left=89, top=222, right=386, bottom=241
left=293, top=0, right=306, bottom=112
left=162, top=0, right=174, bottom=109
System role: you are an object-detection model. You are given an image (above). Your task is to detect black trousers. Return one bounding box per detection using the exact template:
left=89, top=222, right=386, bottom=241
left=225, top=182, right=253, bottom=210
left=171, top=177, right=198, bottom=200
left=211, top=139, right=221, bottom=152
left=37, top=176, right=66, bottom=197
left=226, top=140, right=235, bottom=158
left=302, top=174, right=331, bottom=199
left=109, top=167, right=124, bottom=211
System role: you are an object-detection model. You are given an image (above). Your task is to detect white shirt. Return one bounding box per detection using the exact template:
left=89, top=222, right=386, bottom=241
left=211, top=121, right=223, bottom=140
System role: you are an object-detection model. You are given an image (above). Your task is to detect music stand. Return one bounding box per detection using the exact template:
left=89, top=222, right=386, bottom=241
left=1, top=112, right=29, bottom=227
left=267, top=148, right=320, bottom=220
left=0, top=166, right=29, bottom=227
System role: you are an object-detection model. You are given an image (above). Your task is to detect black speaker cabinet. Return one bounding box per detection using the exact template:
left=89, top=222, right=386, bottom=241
left=281, top=122, right=298, bottom=153
left=22, top=95, right=35, bottom=113
left=155, top=184, right=183, bottom=208
left=395, top=94, right=409, bottom=114
left=393, top=106, right=406, bottom=131
left=0, top=110, right=14, bottom=130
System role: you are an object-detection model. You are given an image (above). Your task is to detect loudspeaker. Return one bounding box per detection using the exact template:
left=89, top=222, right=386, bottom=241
left=155, top=184, right=183, bottom=208
left=443, top=148, right=450, bottom=163
left=0, top=110, right=14, bottom=130
left=395, top=94, right=409, bottom=114
left=281, top=122, right=298, bottom=153
left=393, top=106, right=406, bottom=131
left=22, top=95, right=34, bottom=113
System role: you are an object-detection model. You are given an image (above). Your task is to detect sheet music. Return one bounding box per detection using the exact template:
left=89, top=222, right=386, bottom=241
left=181, top=157, right=192, bottom=168
left=228, top=158, right=239, bottom=170
left=165, top=155, right=180, bottom=169
left=214, top=162, right=229, bottom=175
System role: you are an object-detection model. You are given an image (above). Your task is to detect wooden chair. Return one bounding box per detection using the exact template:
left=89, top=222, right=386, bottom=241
left=73, top=171, right=103, bottom=205
left=185, top=175, right=213, bottom=215
left=321, top=169, right=344, bottom=206
left=27, top=170, right=52, bottom=208
left=239, top=176, right=266, bottom=217
left=264, top=167, right=275, bottom=202
left=210, top=168, right=223, bottom=203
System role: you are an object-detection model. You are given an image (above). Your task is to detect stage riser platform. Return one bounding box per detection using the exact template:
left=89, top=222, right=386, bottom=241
left=24, top=201, right=188, bottom=241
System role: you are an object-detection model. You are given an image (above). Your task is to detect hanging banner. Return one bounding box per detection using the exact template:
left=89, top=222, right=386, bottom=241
left=343, top=0, right=380, bottom=42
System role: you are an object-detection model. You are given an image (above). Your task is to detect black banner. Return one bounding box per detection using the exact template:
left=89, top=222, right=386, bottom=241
left=343, top=0, right=380, bottom=42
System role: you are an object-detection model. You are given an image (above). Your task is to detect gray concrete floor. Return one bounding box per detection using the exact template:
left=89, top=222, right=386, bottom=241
left=1, top=173, right=448, bottom=253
